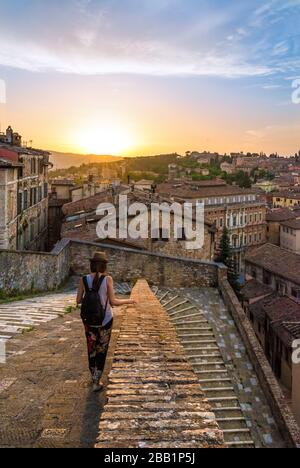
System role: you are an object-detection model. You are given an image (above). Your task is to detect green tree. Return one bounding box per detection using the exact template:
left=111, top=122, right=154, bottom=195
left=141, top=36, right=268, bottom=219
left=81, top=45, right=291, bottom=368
left=216, top=227, right=240, bottom=292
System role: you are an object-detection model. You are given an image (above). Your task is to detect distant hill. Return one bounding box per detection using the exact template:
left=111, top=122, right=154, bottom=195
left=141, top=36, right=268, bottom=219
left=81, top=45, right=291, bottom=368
left=49, top=151, right=123, bottom=169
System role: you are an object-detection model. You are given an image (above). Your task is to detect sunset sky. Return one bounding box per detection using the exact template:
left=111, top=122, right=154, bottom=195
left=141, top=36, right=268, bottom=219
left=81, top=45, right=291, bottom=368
left=0, top=0, right=300, bottom=156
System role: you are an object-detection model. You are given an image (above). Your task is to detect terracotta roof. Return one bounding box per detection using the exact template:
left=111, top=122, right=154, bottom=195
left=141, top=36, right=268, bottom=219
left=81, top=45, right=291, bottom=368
left=245, top=244, right=300, bottom=286
left=157, top=181, right=256, bottom=200
left=249, top=293, right=278, bottom=324
left=61, top=223, right=147, bottom=250
left=281, top=219, right=300, bottom=230
left=264, top=296, right=300, bottom=347
left=266, top=208, right=297, bottom=223
left=241, top=280, right=273, bottom=301
left=272, top=191, right=300, bottom=200
left=249, top=294, right=300, bottom=345
left=62, top=186, right=129, bottom=216
left=0, top=142, right=49, bottom=156
left=0, top=148, right=19, bottom=161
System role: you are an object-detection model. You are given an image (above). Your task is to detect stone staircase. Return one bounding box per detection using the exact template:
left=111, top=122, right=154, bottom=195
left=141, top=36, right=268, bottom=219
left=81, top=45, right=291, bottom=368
left=152, top=286, right=282, bottom=448
left=0, top=292, right=76, bottom=344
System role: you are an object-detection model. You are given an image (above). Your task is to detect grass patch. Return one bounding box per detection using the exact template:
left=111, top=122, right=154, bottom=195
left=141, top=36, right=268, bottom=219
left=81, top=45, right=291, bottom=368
left=65, top=306, right=78, bottom=315
left=22, top=326, right=36, bottom=334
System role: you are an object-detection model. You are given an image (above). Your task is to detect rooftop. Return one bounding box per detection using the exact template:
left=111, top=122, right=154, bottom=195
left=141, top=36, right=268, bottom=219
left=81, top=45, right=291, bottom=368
left=157, top=180, right=257, bottom=200
left=0, top=142, right=50, bottom=157
left=250, top=295, right=300, bottom=347
left=273, top=191, right=300, bottom=200
left=281, top=219, right=300, bottom=230
left=241, top=279, right=273, bottom=301
left=246, top=243, right=300, bottom=286
left=266, top=208, right=297, bottom=223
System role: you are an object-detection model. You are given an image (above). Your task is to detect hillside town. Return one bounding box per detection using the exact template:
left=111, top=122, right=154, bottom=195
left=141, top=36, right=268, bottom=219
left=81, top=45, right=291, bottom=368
left=1, top=126, right=300, bottom=448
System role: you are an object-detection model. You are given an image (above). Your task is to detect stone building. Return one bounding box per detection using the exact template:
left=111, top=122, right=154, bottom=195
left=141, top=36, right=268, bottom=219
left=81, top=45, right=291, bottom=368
left=243, top=245, right=300, bottom=425
left=245, top=243, right=300, bottom=301
left=0, top=132, right=51, bottom=251
left=272, top=190, right=300, bottom=208
left=157, top=179, right=267, bottom=272
left=60, top=187, right=216, bottom=262
left=50, top=179, right=74, bottom=202
left=280, top=219, right=300, bottom=255
left=266, top=208, right=299, bottom=246
left=243, top=291, right=300, bottom=425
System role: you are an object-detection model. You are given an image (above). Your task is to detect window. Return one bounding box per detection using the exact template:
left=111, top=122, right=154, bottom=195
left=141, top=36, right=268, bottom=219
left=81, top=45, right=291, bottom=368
left=177, top=228, right=187, bottom=241
left=23, top=190, right=28, bottom=210
left=263, top=270, right=272, bottom=286
left=31, top=158, right=37, bottom=174
left=44, top=183, right=48, bottom=198
left=292, top=289, right=300, bottom=300
left=38, top=186, right=42, bottom=202
left=220, top=218, right=223, bottom=228
left=17, top=193, right=23, bottom=215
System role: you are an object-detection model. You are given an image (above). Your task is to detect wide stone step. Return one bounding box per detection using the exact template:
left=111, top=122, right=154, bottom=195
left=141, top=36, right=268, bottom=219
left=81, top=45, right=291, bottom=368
left=212, top=407, right=244, bottom=418
left=167, top=302, right=191, bottom=313
left=181, top=340, right=217, bottom=347
left=178, top=331, right=215, bottom=337
left=227, top=441, right=255, bottom=448
left=172, top=313, right=206, bottom=322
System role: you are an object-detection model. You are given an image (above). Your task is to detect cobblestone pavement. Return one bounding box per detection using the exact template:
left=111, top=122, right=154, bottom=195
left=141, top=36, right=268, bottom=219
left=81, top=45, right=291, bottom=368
left=0, top=290, right=123, bottom=448
left=158, top=287, right=286, bottom=448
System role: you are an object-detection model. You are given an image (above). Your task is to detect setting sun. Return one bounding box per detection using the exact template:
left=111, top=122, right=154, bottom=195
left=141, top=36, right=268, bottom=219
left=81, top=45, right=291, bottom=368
left=73, top=123, right=134, bottom=155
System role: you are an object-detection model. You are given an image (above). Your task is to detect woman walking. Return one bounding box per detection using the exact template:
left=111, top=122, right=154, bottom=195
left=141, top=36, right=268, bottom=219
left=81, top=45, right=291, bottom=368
left=76, top=252, right=135, bottom=392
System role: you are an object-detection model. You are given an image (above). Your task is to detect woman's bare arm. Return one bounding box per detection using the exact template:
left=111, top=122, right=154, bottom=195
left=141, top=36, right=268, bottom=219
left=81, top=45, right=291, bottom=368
left=107, top=276, right=136, bottom=307
left=76, top=278, right=84, bottom=306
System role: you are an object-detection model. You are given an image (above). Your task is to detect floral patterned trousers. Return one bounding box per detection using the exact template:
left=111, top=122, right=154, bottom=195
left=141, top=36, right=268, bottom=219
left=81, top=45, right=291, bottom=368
left=83, top=320, right=113, bottom=379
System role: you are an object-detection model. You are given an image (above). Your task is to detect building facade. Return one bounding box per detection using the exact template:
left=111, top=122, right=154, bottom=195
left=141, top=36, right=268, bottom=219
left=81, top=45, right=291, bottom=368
left=245, top=243, right=300, bottom=301
left=280, top=219, right=300, bottom=254
left=0, top=130, right=50, bottom=251
left=157, top=180, right=267, bottom=272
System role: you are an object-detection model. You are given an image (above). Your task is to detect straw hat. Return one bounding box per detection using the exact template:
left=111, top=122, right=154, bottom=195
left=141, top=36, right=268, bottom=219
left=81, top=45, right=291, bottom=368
left=90, top=251, right=108, bottom=263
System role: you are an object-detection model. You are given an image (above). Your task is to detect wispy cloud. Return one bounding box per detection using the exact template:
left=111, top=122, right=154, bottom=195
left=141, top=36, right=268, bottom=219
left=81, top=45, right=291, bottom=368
left=0, top=0, right=298, bottom=80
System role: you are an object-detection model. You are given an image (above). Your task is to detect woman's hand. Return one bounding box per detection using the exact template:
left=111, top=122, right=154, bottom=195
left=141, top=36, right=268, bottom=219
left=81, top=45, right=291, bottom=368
left=128, top=299, right=137, bottom=305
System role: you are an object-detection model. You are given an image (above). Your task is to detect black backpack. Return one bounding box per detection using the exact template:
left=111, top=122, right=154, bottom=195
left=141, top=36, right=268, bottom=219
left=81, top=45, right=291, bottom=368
left=81, top=275, right=108, bottom=327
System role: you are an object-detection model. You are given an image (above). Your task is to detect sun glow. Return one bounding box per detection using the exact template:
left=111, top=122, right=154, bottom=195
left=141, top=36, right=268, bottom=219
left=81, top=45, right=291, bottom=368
left=73, top=123, right=134, bottom=155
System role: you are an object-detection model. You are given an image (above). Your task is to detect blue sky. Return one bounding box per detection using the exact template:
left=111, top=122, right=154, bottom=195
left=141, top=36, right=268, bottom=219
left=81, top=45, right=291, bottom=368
left=0, top=0, right=299, bottom=155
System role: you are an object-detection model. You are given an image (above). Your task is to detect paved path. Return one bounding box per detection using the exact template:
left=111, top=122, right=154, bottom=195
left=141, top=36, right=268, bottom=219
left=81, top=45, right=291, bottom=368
left=0, top=290, right=123, bottom=448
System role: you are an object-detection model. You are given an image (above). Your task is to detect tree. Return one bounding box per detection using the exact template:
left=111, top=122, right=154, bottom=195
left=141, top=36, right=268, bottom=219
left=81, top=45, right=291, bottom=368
left=216, top=227, right=240, bottom=292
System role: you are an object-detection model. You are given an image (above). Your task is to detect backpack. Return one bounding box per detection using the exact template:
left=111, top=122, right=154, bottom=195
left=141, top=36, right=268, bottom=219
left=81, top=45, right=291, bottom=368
left=81, top=275, right=108, bottom=327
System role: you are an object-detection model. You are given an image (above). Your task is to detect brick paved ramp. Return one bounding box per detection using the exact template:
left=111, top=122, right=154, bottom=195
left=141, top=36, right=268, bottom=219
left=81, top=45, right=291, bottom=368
left=95, top=280, right=225, bottom=449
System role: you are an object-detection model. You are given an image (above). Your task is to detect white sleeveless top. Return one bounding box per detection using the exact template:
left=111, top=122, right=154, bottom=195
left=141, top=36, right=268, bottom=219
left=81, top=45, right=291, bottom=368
left=86, top=274, right=113, bottom=327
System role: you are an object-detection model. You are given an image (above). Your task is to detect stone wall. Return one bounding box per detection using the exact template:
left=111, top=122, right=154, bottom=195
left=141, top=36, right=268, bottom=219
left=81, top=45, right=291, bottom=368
left=0, top=237, right=223, bottom=295
left=69, top=239, right=222, bottom=288
left=219, top=277, right=300, bottom=448
left=95, top=280, right=225, bottom=449
left=0, top=238, right=70, bottom=294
